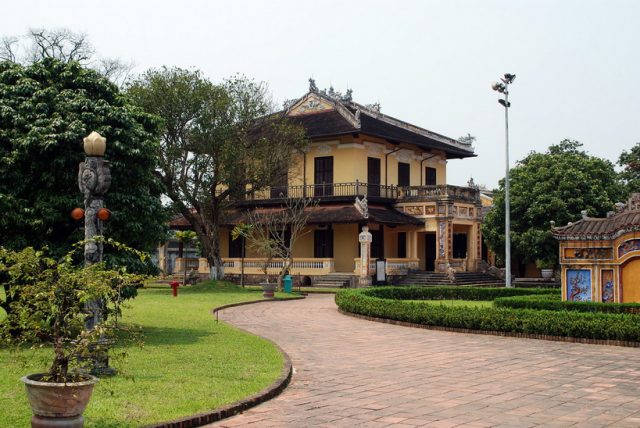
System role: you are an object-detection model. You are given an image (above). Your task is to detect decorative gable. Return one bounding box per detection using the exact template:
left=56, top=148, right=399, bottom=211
left=288, top=93, right=335, bottom=116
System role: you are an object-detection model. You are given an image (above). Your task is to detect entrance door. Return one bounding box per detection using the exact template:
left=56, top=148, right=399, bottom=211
left=314, top=156, right=333, bottom=196
left=425, top=233, right=436, bottom=271
left=368, top=157, right=381, bottom=197
left=452, top=233, right=468, bottom=259
left=621, top=258, right=640, bottom=302
left=314, top=228, right=334, bottom=258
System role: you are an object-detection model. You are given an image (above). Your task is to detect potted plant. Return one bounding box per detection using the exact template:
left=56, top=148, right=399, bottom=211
left=232, top=222, right=277, bottom=297
left=0, top=245, right=141, bottom=427
left=535, top=259, right=556, bottom=279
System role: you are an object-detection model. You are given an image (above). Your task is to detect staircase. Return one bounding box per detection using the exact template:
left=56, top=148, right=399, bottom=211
left=312, top=273, right=354, bottom=288
left=398, top=271, right=504, bottom=286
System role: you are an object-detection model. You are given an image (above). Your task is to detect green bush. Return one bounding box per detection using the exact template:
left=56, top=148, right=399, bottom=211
left=495, top=294, right=640, bottom=314
left=335, top=288, right=640, bottom=342
left=367, top=286, right=559, bottom=301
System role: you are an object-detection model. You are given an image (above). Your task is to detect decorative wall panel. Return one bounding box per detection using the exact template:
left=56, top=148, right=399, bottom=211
left=566, top=269, right=592, bottom=302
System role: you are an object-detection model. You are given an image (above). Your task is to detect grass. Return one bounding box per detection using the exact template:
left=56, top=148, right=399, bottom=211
left=409, top=299, right=493, bottom=308
left=0, top=281, right=295, bottom=427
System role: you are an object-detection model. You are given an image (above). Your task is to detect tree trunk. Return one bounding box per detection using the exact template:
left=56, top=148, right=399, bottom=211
left=206, top=208, right=224, bottom=280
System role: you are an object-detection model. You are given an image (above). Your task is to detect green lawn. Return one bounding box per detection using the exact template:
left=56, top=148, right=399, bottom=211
left=0, top=281, right=294, bottom=427
left=409, top=299, right=493, bottom=308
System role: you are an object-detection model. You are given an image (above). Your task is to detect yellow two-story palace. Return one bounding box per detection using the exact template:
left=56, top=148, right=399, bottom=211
left=163, top=89, right=484, bottom=284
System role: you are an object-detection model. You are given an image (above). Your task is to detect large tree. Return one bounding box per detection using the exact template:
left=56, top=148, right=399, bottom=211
left=0, top=59, right=167, bottom=258
left=1, top=28, right=133, bottom=86
left=619, top=142, right=640, bottom=195
left=127, top=68, right=307, bottom=279
left=483, top=140, right=624, bottom=268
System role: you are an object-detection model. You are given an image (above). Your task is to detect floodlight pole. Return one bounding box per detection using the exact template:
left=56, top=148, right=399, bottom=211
left=503, top=87, right=512, bottom=288
left=492, top=74, right=515, bottom=287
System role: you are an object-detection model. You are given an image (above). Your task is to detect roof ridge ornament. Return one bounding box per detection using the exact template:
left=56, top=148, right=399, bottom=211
left=354, top=195, right=369, bottom=219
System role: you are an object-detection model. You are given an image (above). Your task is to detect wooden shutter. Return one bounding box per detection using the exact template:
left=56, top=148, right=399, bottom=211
left=398, top=162, right=410, bottom=187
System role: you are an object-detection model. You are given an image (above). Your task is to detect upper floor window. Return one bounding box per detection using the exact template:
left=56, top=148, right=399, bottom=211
left=425, top=167, right=437, bottom=186
left=314, top=156, right=333, bottom=196
left=367, top=157, right=381, bottom=197
left=398, top=162, right=410, bottom=187
left=270, top=171, right=288, bottom=198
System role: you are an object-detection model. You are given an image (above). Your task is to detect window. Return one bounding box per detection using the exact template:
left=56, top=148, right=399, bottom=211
left=425, top=167, right=437, bottom=186
left=314, top=156, right=334, bottom=196
left=398, top=162, right=410, bottom=187
left=367, top=157, right=381, bottom=197
left=270, top=171, right=288, bottom=198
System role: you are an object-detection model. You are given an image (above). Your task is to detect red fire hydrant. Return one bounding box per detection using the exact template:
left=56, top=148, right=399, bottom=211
left=171, top=281, right=180, bottom=297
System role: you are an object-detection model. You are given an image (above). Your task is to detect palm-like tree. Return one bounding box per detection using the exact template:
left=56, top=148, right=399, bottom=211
left=175, top=230, right=197, bottom=285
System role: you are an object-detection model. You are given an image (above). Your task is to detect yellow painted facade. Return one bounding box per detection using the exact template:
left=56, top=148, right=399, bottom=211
left=160, top=90, right=485, bottom=281
left=287, top=138, right=447, bottom=188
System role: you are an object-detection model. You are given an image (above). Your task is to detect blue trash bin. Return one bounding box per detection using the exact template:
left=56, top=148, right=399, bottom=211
left=283, top=275, right=293, bottom=293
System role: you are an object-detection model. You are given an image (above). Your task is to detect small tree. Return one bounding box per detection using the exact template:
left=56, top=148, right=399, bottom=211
left=233, top=198, right=315, bottom=289
left=175, top=230, right=197, bottom=285
left=0, top=242, right=144, bottom=382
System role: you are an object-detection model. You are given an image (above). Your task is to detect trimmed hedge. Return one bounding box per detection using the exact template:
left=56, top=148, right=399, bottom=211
left=367, top=286, right=559, bottom=301
left=335, top=287, right=640, bottom=342
left=495, top=294, right=640, bottom=314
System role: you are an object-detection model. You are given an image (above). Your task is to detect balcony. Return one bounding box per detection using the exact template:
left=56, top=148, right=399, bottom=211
left=400, top=185, right=480, bottom=203
left=234, top=182, right=479, bottom=205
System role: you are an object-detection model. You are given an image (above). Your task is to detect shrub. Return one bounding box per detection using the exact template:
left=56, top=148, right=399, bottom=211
left=495, top=294, right=640, bottom=314
left=367, top=286, right=559, bottom=301
left=335, top=288, right=640, bottom=342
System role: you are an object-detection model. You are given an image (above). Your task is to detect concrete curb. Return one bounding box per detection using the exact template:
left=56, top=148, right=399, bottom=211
left=146, top=297, right=304, bottom=428
left=338, top=309, right=640, bottom=348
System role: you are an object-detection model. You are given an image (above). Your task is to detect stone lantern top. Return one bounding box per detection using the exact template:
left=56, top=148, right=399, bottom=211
left=83, top=131, right=107, bottom=157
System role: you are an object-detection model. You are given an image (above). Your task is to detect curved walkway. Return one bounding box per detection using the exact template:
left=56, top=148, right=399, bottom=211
left=209, top=295, right=640, bottom=427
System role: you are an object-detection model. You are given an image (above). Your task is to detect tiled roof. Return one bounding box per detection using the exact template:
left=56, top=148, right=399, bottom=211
left=552, top=210, right=640, bottom=241
left=290, top=110, right=357, bottom=138
left=286, top=91, right=475, bottom=159
left=169, top=203, right=423, bottom=229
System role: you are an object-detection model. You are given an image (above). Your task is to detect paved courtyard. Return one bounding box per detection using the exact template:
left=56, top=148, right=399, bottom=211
left=209, top=294, right=640, bottom=427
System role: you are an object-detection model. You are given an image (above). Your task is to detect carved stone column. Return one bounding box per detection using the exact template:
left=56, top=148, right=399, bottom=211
left=358, top=226, right=373, bottom=287
left=79, top=131, right=115, bottom=376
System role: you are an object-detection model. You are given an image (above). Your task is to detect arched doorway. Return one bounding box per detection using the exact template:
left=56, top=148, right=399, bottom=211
left=621, top=257, right=640, bottom=302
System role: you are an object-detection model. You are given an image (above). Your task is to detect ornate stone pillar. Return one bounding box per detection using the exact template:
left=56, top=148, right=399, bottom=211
left=358, top=226, right=373, bottom=287
left=78, top=131, right=115, bottom=376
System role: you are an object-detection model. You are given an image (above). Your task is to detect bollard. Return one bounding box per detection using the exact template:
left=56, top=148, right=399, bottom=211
left=171, top=281, right=179, bottom=297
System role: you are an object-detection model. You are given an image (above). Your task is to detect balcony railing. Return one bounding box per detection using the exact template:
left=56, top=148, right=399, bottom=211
left=400, top=185, right=480, bottom=203
left=242, top=181, right=399, bottom=201
left=235, top=182, right=479, bottom=203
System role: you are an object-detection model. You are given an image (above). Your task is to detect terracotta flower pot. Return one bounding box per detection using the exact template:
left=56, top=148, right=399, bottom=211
left=22, top=373, right=99, bottom=427
left=261, top=282, right=276, bottom=298
left=541, top=268, right=555, bottom=279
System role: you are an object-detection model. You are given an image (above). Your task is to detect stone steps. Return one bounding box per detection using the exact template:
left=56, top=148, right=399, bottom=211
left=312, top=274, right=354, bottom=288
left=398, top=271, right=503, bottom=286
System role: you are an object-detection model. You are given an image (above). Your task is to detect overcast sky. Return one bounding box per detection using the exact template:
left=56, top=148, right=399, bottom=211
left=4, top=0, right=639, bottom=188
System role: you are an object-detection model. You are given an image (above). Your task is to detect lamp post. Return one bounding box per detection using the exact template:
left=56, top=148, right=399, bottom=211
left=492, top=73, right=516, bottom=288
left=78, top=131, right=116, bottom=375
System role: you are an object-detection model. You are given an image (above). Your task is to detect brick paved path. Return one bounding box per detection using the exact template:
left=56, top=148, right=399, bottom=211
left=209, top=295, right=640, bottom=427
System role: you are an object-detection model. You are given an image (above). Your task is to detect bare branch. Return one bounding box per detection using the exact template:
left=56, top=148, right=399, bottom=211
left=0, top=36, right=18, bottom=62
